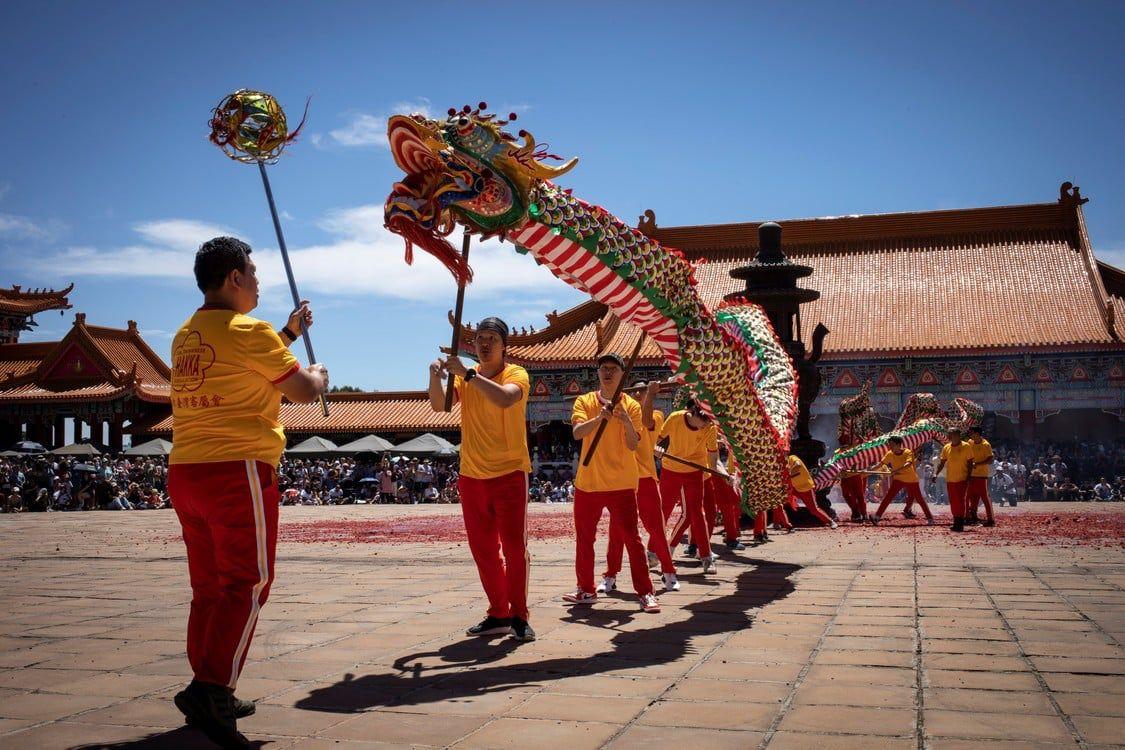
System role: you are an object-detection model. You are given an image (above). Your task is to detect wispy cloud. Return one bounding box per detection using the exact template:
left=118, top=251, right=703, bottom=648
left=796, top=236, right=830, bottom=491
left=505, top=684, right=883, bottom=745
left=19, top=205, right=586, bottom=311
left=1096, top=244, right=1125, bottom=270
left=0, top=212, right=66, bottom=242
left=320, top=98, right=434, bottom=149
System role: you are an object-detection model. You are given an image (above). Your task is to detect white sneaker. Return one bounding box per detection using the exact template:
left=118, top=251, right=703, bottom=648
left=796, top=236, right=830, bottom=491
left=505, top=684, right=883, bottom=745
left=562, top=589, right=597, bottom=604
left=702, top=555, right=717, bottom=574
left=829, top=520, right=839, bottom=529
left=596, top=576, right=616, bottom=594
left=640, top=593, right=661, bottom=613
left=646, top=550, right=659, bottom=569
left=662, top=573, right=680, bottom=592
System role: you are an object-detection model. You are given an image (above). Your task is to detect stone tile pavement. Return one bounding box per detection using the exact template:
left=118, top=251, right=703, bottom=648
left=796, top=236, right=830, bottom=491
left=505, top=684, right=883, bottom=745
left=0, top=502, right=1121, bottom=749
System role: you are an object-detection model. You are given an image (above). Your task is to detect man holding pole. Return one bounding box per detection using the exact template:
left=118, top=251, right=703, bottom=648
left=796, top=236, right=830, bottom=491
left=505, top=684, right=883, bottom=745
left=659, top=398, right=721, bottom=573
left=170, top=237, right=329, bottom=748
left=429, top=317, right=536, bottom=642
left=567, top=355, right=660, bottom=612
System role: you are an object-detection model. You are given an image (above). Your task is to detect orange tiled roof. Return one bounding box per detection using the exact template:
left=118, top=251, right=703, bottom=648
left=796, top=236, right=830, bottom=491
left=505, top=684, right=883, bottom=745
left=143, top=391, right=460, bottom=436
left=0, top=313, right=171, bottom=403
left=476, top=191, right=1121, bottom=365
left=0, top=283, right=73, bottom=315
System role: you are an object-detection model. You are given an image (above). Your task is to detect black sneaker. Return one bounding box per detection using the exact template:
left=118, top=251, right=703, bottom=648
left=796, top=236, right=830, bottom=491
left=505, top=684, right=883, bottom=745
left=724, top=539, right=746, bottom=551
left=982, top=519, right=996, bottom=528
left=951, top=518, right=965, bottom=532
left=467, top=616, right=513, bottom=636
left=965, top=515, right=980, bottom=526
left=685, top=543, right=698, bottom=558
left=173, top=680, right=249, bottom=749
left=752, top=533, right=769, bottom=544
left=510, top=618, right=536, bottom=642
left=903, top=510, right=916, bottom=520
left=232, top=696, right=256, bottom=719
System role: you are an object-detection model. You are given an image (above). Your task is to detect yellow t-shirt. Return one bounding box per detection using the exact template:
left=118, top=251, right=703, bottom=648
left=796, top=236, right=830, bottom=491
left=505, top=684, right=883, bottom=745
left=941, top=442, right=975, bottom=483
left=969, top=438, right=993, bottom=478
left=879, top=449, right=919, bottom=483
left=788, top=455, right=815, bottom=492
left=636, top=409, right=664, bottom=480
left=170, top=308, right=299, bottom=466
left=572, top=392, right=642, bottom=492
left=454, top=364, right=531, bottom=479
left=659, top=410, right=718, bottom=473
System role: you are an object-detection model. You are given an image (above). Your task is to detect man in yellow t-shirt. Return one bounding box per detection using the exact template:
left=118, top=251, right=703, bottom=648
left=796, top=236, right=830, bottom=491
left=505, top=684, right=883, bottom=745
left=788, top=454, right=837, bottom=528
left=430, top=317, right=535, bottom=642
left=566, top=355, right=659, bottom=612
left=169, top=237, right=328, bottom=745
left=966, top=426, right=996, bottom=527
left=603, top=381, right=679, bottom=592
left=869, top=436, right=934, bottom=525
left=933, top=428, right=974, bottom=531
left=659, top=398, right=721, bottom=572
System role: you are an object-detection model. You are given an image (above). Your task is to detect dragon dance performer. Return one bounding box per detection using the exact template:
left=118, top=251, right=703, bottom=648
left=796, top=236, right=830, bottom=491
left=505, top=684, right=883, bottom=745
left=966, top=426, right=996, bottom=527
left=787, top=454, right=838, bottom=528
left=704, top=469, right=745, bottom=550
left=660, top=398, right=721, bottom=573
left=840, top=464, right=869, bottom=523
left=567, top=355, right=660, bottom=612
left=602, top=380, right=679, bottom=594
left=932, top=427, right=973, bottom=532
left=429, top=317, right=536, bottom=642
left=869, top=436, right=935, bottom=525
left=169, top=237, right=329, bottom=748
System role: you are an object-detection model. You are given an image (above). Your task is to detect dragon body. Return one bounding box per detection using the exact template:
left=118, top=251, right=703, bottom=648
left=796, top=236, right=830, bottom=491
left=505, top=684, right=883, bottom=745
left=383, top=106, right=795, bottom=512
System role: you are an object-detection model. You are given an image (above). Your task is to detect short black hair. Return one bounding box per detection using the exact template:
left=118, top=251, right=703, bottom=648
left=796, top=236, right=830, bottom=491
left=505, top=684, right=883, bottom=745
left=888, top=435, right=904, bottom=445
left=597, top=353, right=625, bottom=369
left=194, top=236, right=252, bottom=292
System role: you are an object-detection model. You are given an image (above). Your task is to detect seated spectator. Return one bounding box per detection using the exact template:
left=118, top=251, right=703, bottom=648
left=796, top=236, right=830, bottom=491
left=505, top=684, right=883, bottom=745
left=1093, top=477, right=1115, bottom=502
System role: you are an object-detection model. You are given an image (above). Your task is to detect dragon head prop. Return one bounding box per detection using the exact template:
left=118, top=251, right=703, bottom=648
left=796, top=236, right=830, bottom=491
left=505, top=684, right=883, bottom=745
left=383, top=103, right=578, bottom=285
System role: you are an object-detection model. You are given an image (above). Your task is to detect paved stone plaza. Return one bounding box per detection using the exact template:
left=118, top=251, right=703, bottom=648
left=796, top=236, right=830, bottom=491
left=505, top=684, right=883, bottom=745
left=0, top=503, right=1122, bottom=749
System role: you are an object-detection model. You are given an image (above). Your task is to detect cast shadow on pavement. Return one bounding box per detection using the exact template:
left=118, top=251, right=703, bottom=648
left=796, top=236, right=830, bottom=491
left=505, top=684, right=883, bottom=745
left=295, top=557, right=800, bottom=713
left=69, top=726, right=272, bottom=749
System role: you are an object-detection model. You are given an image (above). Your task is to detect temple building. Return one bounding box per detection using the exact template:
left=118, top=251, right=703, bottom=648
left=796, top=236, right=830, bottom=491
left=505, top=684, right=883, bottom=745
left=5, top=183, right=1123, bottom=452
left=0, top=283, right=73, bottom=344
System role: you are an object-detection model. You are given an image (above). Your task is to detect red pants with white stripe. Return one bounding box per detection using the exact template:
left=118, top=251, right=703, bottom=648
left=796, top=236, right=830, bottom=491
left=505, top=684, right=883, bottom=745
left=170, top=460, right=278, bottom=689
left=661, top=469, right=712, bottom=559
left=575, top=488, right=653, bottom=596
left=458, top=471, right=530, bottom=621
left=704, top=475, right=741, bottom=541
left=605, top=477, right=675, bottom=577
left=966, top=477, right=995, bottom=521
left=793, top=489, right=834, bottom=526
left=841, top=474, right=867, bottom=517
left=874, top=480, right=933, bottom=520
left=947, top=480, right=968, bottom=519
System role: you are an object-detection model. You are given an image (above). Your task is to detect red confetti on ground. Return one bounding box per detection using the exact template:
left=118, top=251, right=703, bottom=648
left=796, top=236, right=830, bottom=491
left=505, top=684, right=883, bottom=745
left=279, top=511, right=609, bottom=544
left=831, top=511, right=1125, bottom=548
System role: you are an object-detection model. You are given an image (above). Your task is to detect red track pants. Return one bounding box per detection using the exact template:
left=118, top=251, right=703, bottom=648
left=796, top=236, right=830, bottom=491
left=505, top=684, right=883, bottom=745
left=966, top=477, right=995, bottom=521
left=605, top=477, right=676, bottom=577
left=458, top=471, right=530, bottom=620
left=575, top=488, right=653, bottom=596
left=947, top=480, right=968, bottom=519
left=170, top=460, right=278, bottom=689
left=874, top=480, right=933, bottom=520
left=661, top=469, right=712, bottom=559
left=704, top=475, right=742, bottom=541
left=793, top=489, right=834, bottom=526
left=841, top=474, right=867, bottom=517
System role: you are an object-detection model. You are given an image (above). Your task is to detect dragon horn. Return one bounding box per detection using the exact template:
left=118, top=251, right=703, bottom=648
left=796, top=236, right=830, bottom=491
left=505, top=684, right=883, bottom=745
left=513, top=129, right=579, bottom=180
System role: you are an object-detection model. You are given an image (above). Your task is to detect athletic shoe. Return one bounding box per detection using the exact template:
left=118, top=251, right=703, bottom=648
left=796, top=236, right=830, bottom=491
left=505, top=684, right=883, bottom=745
left=596, top=576, right=616, bottom=594
left=183, top=691, right=255, bottom=723
left=982, top=519, right=996, bottom=527
left=951, top=518, right=965, bottom=532
left=510, top=618, right=536, bottom=642
left=849, top=512, right=861, bottom=523
left=562, top=590, right=597, bottom=604
left=466, top=616, right=513, bottom=636
left=926, top=518, right=935, bottom=526
left=173, top=680, right=249, bottom=749
left=725, top=539, right=746, bottom=551
left=903, top=510, right=916, bottom=519
left=685, top=543, right=698, bottom=558
left=647, top=550, right=659, bottom=569
left=662, top=572, right=680, bottom=591
left=829, top=520, right=839, bottom=529
left=966, top=515, right=980, bottom=526
left=640, top=593, right=661, bottom=613
left=869, top=515, right=881, bottom=526
left=701, top=554, right=717, bottom=573
left=753, top=533, right=769, bottom=544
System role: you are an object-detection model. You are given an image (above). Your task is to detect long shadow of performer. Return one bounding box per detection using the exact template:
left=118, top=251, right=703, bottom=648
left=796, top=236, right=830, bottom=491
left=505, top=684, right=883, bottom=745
left=68, top=728, right=272, bottom=749
left=294, top=558, right=800, bottom=713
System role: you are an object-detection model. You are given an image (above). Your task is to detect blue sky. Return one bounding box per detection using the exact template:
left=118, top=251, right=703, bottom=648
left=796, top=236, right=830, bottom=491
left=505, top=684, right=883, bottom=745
left=2, top=1, right=1123, bottom=391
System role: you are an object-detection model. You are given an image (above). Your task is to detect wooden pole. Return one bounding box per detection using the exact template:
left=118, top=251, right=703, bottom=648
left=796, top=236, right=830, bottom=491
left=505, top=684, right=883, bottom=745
left=443, top=230, right=471, bottom=412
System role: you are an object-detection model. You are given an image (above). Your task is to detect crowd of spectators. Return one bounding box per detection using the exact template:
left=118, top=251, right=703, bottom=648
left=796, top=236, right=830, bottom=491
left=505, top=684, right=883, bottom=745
left=2, top=436, right=1121, bottom=513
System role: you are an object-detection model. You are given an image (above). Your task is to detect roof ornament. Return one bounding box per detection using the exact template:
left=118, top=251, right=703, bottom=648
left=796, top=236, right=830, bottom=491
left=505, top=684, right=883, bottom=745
left=637, top=209, right=657, bottom=235
left=74, top=312, right=86, bottom=325
left=1059, top=181, right=1089, bottom=207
